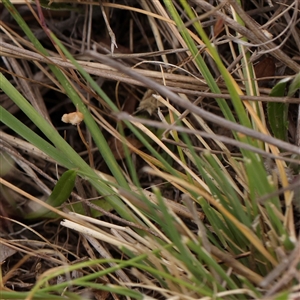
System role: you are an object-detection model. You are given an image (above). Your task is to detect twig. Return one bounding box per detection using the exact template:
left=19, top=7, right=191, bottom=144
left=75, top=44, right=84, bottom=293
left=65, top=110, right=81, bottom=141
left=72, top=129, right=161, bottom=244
left=85, top=50, right=300, bottom=155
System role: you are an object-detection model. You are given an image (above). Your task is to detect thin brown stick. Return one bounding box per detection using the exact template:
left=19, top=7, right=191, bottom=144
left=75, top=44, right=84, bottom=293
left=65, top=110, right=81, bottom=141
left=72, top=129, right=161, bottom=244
left=194, top=0, right=300, bottom=72
left=83, top=50, right=300, bottom=154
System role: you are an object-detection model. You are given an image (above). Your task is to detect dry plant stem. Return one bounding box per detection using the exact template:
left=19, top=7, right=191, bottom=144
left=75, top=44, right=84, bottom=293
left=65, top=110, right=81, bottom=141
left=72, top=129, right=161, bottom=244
left=2, top=56, right=51, bottom=123
left=82, top=199, right=161, bottom=238
left=100, top=1, right=117, bottom=54
left=2, top=49, right=300, bottom=103
left=0, top=229, right=78, bottom=265
left=263, top=237, right=300, bottom=296
left=169, top=89, right=300, bottom=104
left=282, top=5, right=300, bottom=52
left=260, top=237, right=300, bottom=289
left=82, top=234, right=130, bottom=283
left=246, top=4, right=279, bottom=16
left=193, top=0, right=300, bottom=72
left=0, top=41, right=204, bottom=89
left=140, top=1, right=168, bottom=64
left=0, top=42, right=63, bottom=92
left=28, top=0, right=55, bottom=46
left=210, top=244, right=264, bottom=286
left=74, top=177, right=91, bottom=218
left=0, top=177, right=102, bottom=230
left=2, top=41, right=300, bottom=103
left=33, top=0, right=47, bottom=29
left=77, top=124, right=94, bottom=168
left=182, top=194, right=211, bottom=251
left=0, top=139, right=91, bottom=200
left=296, top=106, right=300, bottom=146
left=30, top=13, right=78, bottom=41
left=118, top=189, right=186, bottom=236
left=150, top=0, right=189, bottom=53
left=61, top=219, right=137, bottom=252
left=0, top=247, right=65, bottom=284
left=85, top=51, right=300, bottom=154
left=0, top=142, right=51, bottom=195
left=118, top=113, right=300, bottom=163
left=0, top=145, right=178, bottom=237
left=258, top=177, right=300, bottom=205
left=1, top=131, right=196, bottom=221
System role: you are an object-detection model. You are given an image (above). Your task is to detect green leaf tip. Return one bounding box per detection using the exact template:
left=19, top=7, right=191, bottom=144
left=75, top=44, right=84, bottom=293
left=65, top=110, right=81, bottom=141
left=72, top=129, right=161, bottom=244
left=25, top=169, right=77, bottom=219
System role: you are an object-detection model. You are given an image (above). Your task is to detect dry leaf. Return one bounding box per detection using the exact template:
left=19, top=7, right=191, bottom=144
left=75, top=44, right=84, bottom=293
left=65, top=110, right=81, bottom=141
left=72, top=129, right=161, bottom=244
left=137, top=90, right=164, bottom=115
left=61, top=111, right=84, bottom=125
left=0, top=243, right=16, bottom=263
left=214, top=17, right=224, bottom=38
left=254, top=56, right=275, bottom=86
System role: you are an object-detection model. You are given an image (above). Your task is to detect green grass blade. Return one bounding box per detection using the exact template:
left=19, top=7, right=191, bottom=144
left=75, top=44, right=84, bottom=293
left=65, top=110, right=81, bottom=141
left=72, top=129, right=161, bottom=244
left=0, top=75, right=136, bottom=222
left=288, top=72, right=300, bottom=97
left=1, top=0, right=128, bottom=188
left=268, top=79, right=289, bottom=141
left=25, top=169, right=77, bottom=219
left=165, top=0, right=252, bottom=130
left=0, top=105, right=70, bottom=167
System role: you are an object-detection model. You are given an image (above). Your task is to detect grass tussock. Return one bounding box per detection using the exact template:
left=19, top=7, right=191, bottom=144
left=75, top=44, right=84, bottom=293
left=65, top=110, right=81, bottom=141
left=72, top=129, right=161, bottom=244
left=0, top=1, right=300, bottom=299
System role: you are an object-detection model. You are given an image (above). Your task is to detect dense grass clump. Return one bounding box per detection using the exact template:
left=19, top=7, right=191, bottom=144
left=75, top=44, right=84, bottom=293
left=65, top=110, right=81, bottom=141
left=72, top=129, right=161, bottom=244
left=0, top=1, right=299, bottom=299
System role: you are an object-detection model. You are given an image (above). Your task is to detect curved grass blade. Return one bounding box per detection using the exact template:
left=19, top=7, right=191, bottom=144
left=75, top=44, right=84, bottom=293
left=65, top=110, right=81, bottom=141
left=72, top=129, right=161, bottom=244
left=1, top=0, right=128, bottom=189
left=268, top=78, right=290, bottom=141
left=25, top=169, right=77, bottom=219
